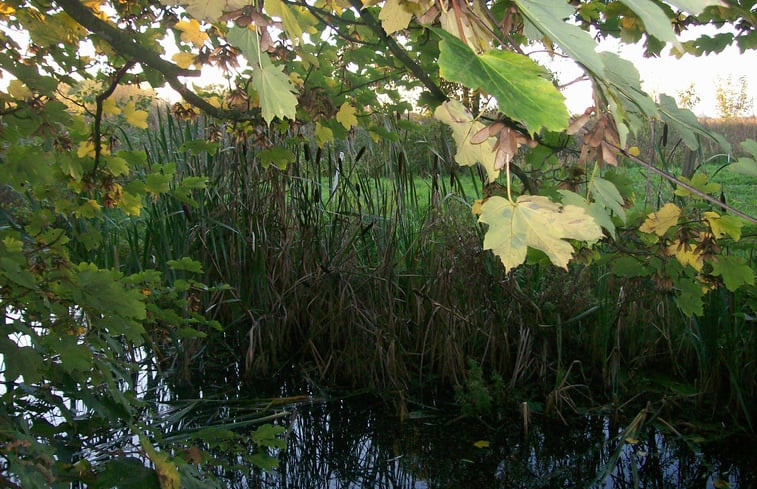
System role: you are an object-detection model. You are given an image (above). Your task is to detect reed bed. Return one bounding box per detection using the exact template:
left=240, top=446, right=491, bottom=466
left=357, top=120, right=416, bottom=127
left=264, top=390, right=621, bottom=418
left=79, top=108, right=756, bottom=430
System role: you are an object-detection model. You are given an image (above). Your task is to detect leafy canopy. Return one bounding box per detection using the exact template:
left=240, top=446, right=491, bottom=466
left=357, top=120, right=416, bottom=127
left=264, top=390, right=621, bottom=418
left=1, top=0, right=757, bottom=486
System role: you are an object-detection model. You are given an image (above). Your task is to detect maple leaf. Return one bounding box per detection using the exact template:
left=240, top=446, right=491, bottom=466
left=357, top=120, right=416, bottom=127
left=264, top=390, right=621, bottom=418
left=674, top=173, right=721, bottom=199
left=379, top=0, right=413, bottom=35
left=175, top=19, right=208, bottom=48
left=710, top=255, right=755, bottom=292
left=639, top=203, right=681, bottom=236
left=315, top=122, right=333, bottom=148
left=7, top=79, right=32, bottom=99
left=252, top=62, right=298, bottom=124
left=478, top=195, right=603, bottom=271
left=77, top=140, right=96, bottom=159
left=336, top=102, right=358, bottom=129
left=123, top=101, right=149, bottom=129
left=172, top=51, right=197, bottom=69
left=703, top=211, right=742, bottom=241
left=101, top=97, right=120, bottom=116
left=666, top=240, right=703, bottom=271
left=433, top=100, right=499, bottom=182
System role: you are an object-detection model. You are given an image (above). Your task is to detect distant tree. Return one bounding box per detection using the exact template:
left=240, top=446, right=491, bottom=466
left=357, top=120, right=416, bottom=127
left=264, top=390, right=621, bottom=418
left=715, top=75, right=753, bottom=119
left=676, top=82, right=700, bottom=111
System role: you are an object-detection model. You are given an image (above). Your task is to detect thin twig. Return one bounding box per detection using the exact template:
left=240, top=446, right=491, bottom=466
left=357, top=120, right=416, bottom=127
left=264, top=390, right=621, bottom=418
left=608, top=141, right=757, bottom=224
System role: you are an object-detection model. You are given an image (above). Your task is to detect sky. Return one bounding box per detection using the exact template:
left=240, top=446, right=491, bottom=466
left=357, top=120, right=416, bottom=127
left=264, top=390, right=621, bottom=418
left=547, top=28, right=757, bottom=117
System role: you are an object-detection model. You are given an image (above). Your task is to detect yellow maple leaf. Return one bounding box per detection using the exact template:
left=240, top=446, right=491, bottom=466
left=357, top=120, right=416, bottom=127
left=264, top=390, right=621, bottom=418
left=336, top=102, right=358, bottom=130
left=703, top=211, right=742, bottom=241
left=175, top=19, right=209, bottom=48
left=102, top=97, right=120, bottom=116
left=639, top=203, right=681, bottom=236
left=379, top=0, right=413, bottom=35
left=77, top=140, right=96, bottom=159
left=479, top=195, right=603, bottom=271
left=123, top=101, right=149, bottom=129
left=666, top=240, right=703, bottom=271
left=315, top=122, right=333, bottom=148
left=473, top=440, right=490, bottom=448
left=172, top=51, right=197, bottom=69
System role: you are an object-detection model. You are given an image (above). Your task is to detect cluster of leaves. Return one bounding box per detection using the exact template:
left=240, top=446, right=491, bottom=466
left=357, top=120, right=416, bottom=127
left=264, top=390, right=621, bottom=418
left=1, top=0, right=757, bottom=486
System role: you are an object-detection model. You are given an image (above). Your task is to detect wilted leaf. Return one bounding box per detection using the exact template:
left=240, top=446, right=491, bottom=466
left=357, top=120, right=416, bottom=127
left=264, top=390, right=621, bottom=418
left=639, top=203, right=681, bottom=236
left=478, top=195, right=603, bottom=271
left=473, top=440, right=490, bottom=448
left=433, top=100, right=499, bottom=182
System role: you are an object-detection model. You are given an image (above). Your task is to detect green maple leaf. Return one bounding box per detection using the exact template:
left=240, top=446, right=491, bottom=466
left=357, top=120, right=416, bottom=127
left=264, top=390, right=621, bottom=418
left=436, top=29, right=568, bottom=134
left=590, top=176, right=627, bottom=222
left=710, top=255, right=755, bottom=292
left=253, top=61, right=298, bottom=124
left=675, top=279, right=704, bottom=317
left=674, top=173, right=721, bottom=199
left=228, top=26, right=298, bottom=124
left=618, top=0, right=677, bottom=45
left=478, top=195, right=603, bottom=271
left=512, top=0, right=605, bottom=77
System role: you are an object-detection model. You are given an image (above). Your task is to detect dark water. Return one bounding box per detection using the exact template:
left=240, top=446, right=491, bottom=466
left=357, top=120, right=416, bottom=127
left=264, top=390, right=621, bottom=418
left=195, top=394, right=756, bottom=489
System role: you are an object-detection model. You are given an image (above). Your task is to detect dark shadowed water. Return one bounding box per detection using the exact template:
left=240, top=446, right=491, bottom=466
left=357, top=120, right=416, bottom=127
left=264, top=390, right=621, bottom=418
left=190, top=391, right=756, bottom=489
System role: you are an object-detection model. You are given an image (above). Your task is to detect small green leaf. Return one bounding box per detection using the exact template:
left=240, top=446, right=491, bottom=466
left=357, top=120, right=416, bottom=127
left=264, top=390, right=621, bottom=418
left=259, top=146, right=295, bottom=170
left=674, top=173, right=721, bottom=199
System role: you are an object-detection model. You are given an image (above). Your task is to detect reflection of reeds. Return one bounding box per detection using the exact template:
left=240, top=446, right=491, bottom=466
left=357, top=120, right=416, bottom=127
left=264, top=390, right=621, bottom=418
left=244, top=399, right=755, bottom=488
left=81, top=108, right=757, bottom=431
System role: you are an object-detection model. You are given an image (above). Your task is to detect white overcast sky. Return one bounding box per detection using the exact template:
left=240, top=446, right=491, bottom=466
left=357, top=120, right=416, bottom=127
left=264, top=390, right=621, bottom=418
left=549, top=27, right=757, bottom=117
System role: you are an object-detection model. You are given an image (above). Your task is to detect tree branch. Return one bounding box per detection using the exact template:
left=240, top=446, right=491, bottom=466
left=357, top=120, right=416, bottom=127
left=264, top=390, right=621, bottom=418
left=608, top=141, right=757, bottom=224
left=54, top=0, right=261, bottom=121
left=346, top=0, right=448, bottom=105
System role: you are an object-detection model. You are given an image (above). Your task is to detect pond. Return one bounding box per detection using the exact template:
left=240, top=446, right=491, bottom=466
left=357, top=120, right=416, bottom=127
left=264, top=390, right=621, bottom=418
left=170, top=379, right=757, bottom=489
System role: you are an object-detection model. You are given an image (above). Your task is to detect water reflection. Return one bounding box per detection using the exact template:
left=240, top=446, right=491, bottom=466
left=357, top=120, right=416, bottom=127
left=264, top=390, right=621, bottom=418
left=238, top=398, right=755, bottom=489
